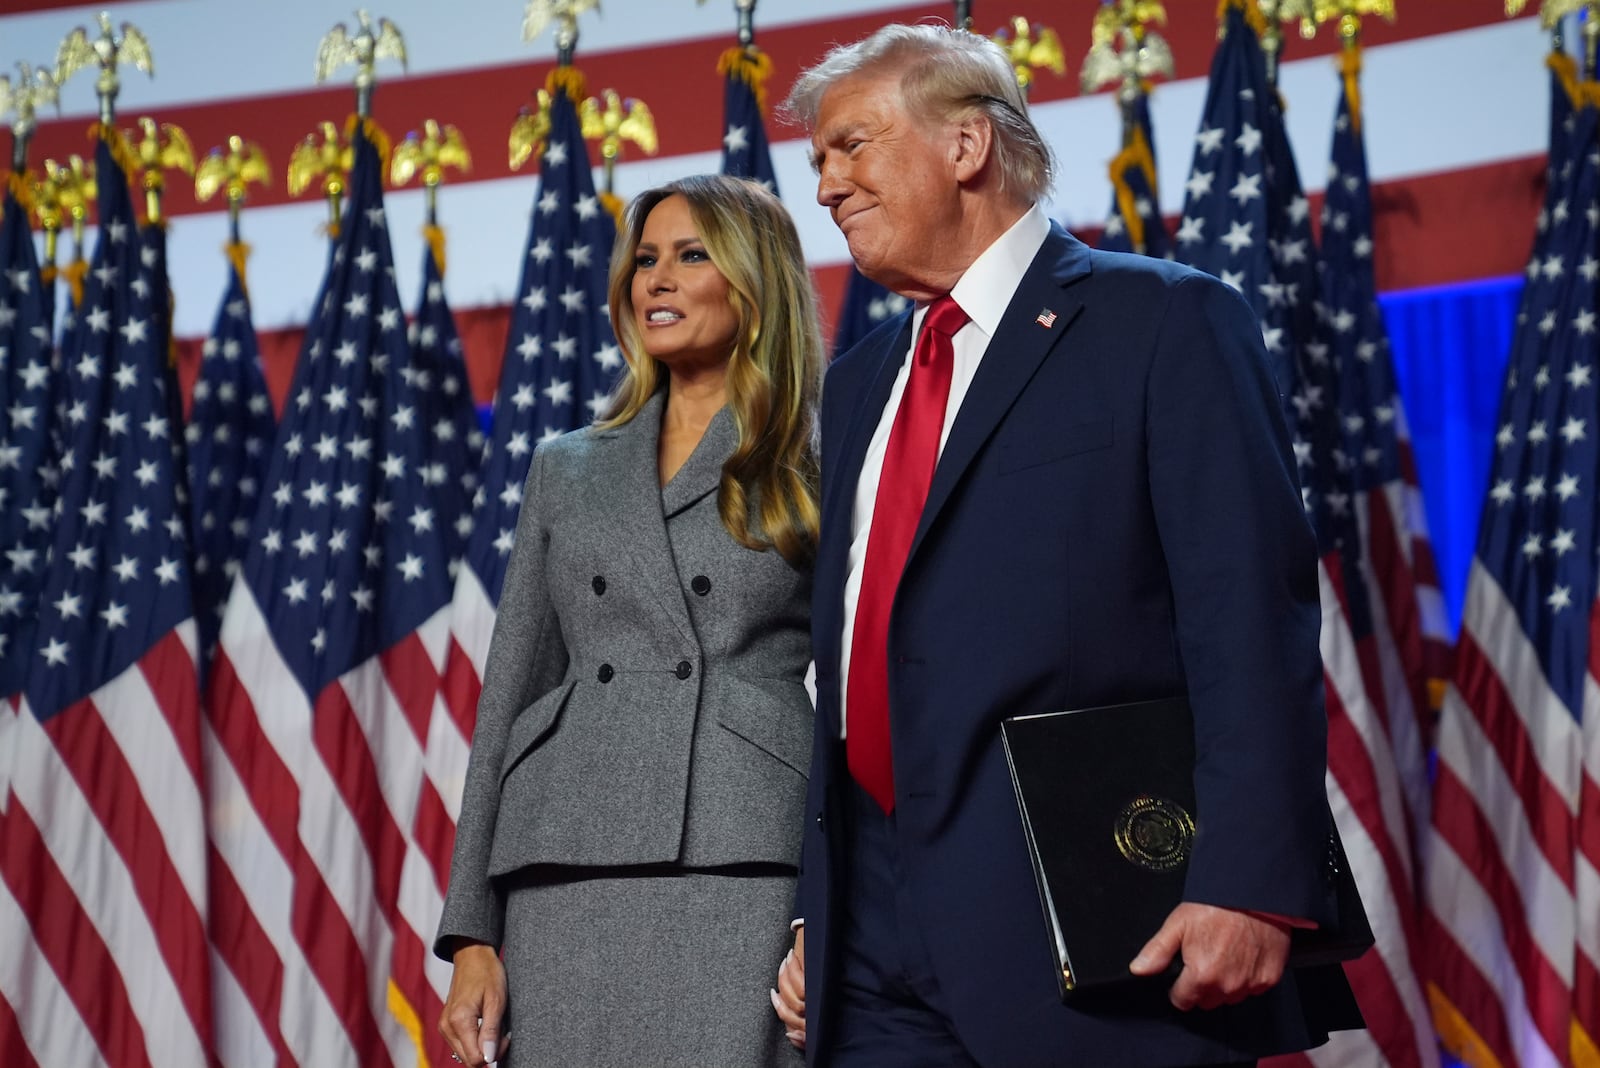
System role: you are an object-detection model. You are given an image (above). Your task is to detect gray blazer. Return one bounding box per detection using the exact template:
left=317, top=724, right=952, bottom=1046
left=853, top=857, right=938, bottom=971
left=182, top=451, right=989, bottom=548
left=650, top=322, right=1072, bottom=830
left=435, top=390, right=814, bottom=954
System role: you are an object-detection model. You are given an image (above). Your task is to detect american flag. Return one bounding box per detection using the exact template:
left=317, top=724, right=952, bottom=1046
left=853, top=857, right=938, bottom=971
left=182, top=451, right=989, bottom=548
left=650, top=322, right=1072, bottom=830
left=1322, top=68, right=1450, bottom=843
left=719, top=44, right=780, bottom=191
left=0, top=135, right=213, bottom=1067
left=0, top=181, right=59, bottom=704
left=185, top=259, right=274, bottom=675
left=1097, top=93, right=1171, bottom=258
left=833, top=269, right=909, bottom=359
left=1176, top=10, right=1436, bottom=1068
left=407, top=241, right=485, bottom=568
left=205, top=124, right=462, bottom=1068
left=1424, top=81, right=1600, bottom=1068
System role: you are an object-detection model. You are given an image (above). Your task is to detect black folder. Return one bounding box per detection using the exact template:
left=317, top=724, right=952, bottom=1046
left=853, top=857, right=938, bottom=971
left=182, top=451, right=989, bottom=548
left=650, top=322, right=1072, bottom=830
left=999, top=696, right=1372, bottom=999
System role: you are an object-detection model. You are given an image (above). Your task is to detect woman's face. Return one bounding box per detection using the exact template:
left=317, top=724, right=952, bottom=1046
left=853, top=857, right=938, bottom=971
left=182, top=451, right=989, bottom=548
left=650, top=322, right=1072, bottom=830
left=630, top=194, right=740, bottom=371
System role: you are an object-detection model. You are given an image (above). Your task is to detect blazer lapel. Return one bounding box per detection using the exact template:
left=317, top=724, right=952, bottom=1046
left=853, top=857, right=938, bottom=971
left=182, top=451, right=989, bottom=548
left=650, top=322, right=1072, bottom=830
left=661, top=404, right=735, bottom=519
left=590, top=390, right=695, bottom=644
left=908, top=227, right=1093, bottom=564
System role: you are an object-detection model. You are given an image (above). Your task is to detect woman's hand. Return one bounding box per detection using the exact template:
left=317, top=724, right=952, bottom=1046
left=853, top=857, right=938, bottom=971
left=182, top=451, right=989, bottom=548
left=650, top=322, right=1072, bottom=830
left=771, top=925, right=805, bottom=1049
left=440, top=942, right=508, bottom=1065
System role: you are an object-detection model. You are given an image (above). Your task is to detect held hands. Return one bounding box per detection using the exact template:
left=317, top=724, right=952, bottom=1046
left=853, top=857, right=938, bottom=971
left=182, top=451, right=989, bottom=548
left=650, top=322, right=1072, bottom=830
left=1128, top=902, right=1291, bottom=1011
left=440, top=942, right=508, bottom=1066
left=770, top=926, right=806, bottom=1049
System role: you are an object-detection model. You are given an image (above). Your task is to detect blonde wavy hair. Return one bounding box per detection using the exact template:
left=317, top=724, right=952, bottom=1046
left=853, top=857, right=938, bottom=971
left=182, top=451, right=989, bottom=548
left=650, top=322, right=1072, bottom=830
left=600, top=175, right=823, bottom=566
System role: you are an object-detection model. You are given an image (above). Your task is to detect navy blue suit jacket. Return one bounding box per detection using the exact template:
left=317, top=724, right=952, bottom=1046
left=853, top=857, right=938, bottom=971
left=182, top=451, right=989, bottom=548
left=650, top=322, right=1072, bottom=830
left=799, top=226, right=1357, bottom=1067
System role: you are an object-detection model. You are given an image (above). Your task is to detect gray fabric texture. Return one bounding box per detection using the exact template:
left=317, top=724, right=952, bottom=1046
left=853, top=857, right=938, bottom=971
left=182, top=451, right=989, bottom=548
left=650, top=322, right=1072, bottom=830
left=436, top=388, right=813, bottom=1062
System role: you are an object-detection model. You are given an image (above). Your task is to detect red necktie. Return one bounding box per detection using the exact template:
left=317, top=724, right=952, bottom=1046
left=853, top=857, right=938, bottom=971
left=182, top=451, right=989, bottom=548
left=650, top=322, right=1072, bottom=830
left=847, top=295, right=968, bottom=813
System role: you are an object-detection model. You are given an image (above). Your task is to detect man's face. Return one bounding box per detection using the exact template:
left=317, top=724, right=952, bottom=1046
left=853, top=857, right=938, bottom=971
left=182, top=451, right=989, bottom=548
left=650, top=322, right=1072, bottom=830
left=809, top=73, right=961, bottom=296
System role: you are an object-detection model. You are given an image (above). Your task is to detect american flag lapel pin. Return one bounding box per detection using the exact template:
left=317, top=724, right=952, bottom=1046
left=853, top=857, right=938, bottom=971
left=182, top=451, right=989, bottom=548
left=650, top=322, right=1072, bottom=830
left=1035, top=308, right=1057, bottom=328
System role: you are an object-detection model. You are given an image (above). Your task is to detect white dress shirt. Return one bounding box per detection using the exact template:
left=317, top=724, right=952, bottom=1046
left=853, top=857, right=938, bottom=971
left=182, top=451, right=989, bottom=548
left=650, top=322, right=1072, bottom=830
left=837, top=205, right=1052, bottom=738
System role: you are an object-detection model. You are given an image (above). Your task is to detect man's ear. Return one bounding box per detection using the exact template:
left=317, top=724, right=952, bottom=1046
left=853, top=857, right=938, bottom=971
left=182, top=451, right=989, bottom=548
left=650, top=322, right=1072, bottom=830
left=951, top=113, right=995, bottom=185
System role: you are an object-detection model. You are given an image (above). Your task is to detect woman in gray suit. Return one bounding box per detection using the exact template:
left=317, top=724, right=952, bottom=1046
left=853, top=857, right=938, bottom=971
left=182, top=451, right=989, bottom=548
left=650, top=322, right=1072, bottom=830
left=436, top=174, right=823, bottom=1068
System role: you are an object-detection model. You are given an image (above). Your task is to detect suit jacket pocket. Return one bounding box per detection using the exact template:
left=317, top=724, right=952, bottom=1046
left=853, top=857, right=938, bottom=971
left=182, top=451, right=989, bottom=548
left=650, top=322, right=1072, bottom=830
left=715, top=674, right=815, bottom=778
left=997, top=417, right=1114, bottom=475
left=499, top=678, right=578, bottom=784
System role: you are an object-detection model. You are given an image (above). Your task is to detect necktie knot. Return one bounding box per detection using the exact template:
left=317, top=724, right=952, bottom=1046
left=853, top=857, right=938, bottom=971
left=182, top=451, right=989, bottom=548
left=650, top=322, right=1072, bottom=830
left=922, top=295, right=968, bottom=341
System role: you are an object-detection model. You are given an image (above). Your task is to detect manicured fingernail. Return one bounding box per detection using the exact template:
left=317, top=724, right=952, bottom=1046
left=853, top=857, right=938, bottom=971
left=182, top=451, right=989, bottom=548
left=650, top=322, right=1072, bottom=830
left=769, top=988, right=783, bottom=1010
left=481, top=1039, right=498, bottom=1063
left=787, top=1030, right=805, bottom=1045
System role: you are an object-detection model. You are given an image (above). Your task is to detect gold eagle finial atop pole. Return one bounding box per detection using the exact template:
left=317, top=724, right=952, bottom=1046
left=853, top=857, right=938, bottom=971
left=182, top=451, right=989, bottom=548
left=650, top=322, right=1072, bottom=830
left=122, top=116, right=195, bottom=225
left=1285, top=0, right=1395, bottom=43
left=525, top=0, right=603, bottom=65
left=392, top=119, right=472, bottom=226
left=1081, top=3, right=1174, bottom=122
left=0, top=62, right=62, bottom=172
left=993, top=17, right=1068, bottom=94
left=288, top=121, right=354, bottom=238
left=509, top=91, right=555, bottom=170
left=44, top=154, right=96, bottom=304
left=55, top=12, right=154, bottom=128
left=195, top=135, right=271, bottom=247
left=1507, top=2, right=1596, bottom=74
left=580, top=89, right=659, bottom=212
left=315, top=10, right=408, bottom=120
left=27, top=161, right=68, bottom=285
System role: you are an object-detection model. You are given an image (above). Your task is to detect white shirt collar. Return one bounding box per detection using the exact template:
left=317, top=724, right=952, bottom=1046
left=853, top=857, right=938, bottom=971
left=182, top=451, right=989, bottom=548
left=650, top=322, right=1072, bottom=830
left=942, top=204, right=1052, bottom=338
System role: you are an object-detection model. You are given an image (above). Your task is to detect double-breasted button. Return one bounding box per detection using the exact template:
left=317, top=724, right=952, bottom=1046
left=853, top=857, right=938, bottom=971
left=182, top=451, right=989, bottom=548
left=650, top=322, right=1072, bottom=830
left=674, top=660, right=693, bottom=680
left=597, top=664, right=614, bottom=683
left=592, top=575, right=606, bottom=595
left=690, top=575, right=711, bottom=596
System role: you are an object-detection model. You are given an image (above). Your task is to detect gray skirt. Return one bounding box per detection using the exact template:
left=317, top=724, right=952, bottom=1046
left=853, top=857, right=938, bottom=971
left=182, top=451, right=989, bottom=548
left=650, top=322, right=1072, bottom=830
left=501, top=864, right=803, bottom=1068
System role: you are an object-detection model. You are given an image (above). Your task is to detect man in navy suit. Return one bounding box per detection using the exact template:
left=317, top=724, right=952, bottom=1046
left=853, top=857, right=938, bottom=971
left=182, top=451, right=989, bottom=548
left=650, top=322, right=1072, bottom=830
left=768, top=23, right=1361, bottom=1068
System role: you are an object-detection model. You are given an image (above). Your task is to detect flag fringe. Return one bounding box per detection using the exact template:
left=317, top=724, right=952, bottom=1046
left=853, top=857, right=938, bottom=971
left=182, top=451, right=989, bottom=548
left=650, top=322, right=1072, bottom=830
left=717, top=46, right=774, bottom=114
left=546, top=65, right=589, bottom=104
left=424, top=223, right=447, bottom=278
left=1109, top=125, right=1158, bottom=254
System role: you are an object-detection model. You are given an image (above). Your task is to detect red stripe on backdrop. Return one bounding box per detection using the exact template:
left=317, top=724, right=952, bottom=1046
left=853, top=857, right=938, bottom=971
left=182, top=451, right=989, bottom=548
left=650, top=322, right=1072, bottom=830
left=207, top=651, right=301, bottom=861
left=1431, top=766, right=1571, bottom=1060
left=20, top=2, right=1511, bottom=223
left=412, top=777, right=455, bottom=895
left=310, top=683, right=408, bottom=921
left=139, top=630, right=206, bottom=781
left=1324, top=666, right=1424, bottom=976
left=206, top=846, right=295, bottom=1068
left=39, top=695, right=212, bottom=1049
left=1364, top=489, right=1432, bottom=744
left=440, top=638, right=483, bottom=739
left=0, top=805, right=154, bottom=1068
left=1346, top=947, right=1425, bottom=1068
left=287, top=830, right=393, bottom=1068
left=379, top=630, right=444, bottom=744
left=0, top=991, right=42, bottom=1068
left=1423, top=907, right=1519, bottom=1068
left=170, top=154, right=1546, bottom=415
left=1450, top=630, right=1576, bottom=886
left=389, top=925, right=450, bottom=1068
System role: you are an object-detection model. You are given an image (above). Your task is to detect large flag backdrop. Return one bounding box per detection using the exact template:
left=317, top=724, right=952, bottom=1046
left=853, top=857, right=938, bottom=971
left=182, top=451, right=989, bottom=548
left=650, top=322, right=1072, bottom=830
left=1173, top=9, right=1434, bottom=1068
left=0, top=133, right=211, bottom=1068
left=0, top=2, right=1586, bottom=1065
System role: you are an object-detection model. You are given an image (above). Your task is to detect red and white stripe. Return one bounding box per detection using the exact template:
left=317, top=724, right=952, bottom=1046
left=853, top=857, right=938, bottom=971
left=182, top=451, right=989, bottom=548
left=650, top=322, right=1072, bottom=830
left=1426, top=562, right=1591, bottom=1068
left=1354, top=405, right=1448, bottom=854
left=206, top=575, right=460, bottom=1067
left=0, top=626, right=213, bottom=1068
left=1267, top=558, right=1439, bottom=1068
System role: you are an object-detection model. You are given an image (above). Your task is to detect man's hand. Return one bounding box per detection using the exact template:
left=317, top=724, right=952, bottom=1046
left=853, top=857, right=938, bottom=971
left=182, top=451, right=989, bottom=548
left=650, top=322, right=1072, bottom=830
left=771, top=925, right=805, bottom=1049
left=440, top=942, right=508, bottom=1065
left=1128, top=902, right=1291, bottom=1011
